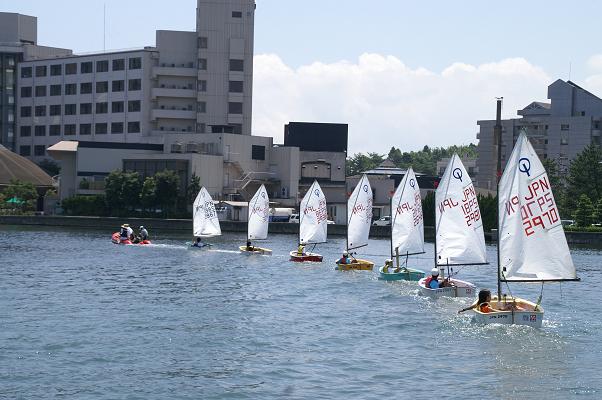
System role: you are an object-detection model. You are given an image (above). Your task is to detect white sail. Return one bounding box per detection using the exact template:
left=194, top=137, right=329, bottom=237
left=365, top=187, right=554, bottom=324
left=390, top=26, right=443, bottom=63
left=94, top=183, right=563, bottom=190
left=499, top=132, right=576, bottom=281
left=391, top=168, right=424, bottom=256
left=347, top=174, right=373, bottom=250
left=299, top=180, right=328, bottom=244
left=435, top=154, right=487, bottom=265
left=193, top=187, right=221, bottom=237
left=248, top=184, right=270, bottom=240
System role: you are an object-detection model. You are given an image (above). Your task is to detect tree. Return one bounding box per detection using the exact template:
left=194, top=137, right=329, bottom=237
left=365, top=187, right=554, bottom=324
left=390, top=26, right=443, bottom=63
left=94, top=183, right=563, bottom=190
left=154, top=170, right=180, bottom=217
left=3, top=179, right=39, bottom=213
left=422, top=191, right=435, bottom=227
left=541, top=157, right=568, bottom=217
left=477, top=194, right=497, bottom=232
left=565, top=145, right=602, bottom=210
left=140, top=177, right=156, bottom=211
left=104, top=170, right=127, bottom=211
left=574, top=194, right=595, bottom=227
left=186, top=173, right=201, bottom=204
left=593, top=198, right=602, bottom=224
left=121, top=172, right=142, bottom=210
left=346, top=152, right=384, bottom=176
left=37, top=159, right=61, bottom=176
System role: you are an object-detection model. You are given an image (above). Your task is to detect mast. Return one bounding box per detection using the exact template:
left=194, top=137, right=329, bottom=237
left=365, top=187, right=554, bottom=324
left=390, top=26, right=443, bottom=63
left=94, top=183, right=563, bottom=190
left=390, top=192, right=394, bottom=263
left=495, top=98, right=503, bottom=299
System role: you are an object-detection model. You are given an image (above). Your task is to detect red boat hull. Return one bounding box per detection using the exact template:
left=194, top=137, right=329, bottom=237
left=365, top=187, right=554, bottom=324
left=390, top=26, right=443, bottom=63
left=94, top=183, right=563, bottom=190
left=289, top=250, right=323, bottom=262
left=111, top=232, right=151, bottom=245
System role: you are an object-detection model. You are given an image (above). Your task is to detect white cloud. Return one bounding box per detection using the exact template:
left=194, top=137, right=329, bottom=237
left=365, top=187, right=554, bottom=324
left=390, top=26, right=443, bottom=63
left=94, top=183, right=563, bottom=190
left=252, top=53, right=552, bottom=154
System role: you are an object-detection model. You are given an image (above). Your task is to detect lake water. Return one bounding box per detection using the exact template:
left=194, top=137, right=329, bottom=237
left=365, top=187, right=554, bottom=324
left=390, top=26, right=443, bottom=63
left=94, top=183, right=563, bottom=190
left=1, top=225, right=601, bottom=399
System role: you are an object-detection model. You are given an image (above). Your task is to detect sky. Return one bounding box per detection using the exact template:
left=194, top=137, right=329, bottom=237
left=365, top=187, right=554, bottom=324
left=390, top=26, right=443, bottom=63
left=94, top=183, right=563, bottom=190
left=3, top=0, right=602, bottom=154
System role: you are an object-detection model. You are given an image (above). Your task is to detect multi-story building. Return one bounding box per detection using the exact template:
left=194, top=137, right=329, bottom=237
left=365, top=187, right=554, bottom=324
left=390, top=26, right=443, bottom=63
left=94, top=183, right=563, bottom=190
left=0, top=12, right=71, bottom=151
left=475, top=79, right=602, bottom=190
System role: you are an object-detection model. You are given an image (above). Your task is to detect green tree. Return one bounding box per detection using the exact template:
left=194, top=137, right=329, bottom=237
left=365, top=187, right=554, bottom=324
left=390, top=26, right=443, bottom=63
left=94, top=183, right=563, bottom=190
left=477, top=194, right=497, bottom=232
left=593, top=198, right=602, bottom=224
left=186, top=173, right=202, bottom=204
left=422, top=191, right=435, bottom=227
left=140, top=177, right=156, bottom=211
left=3, top=179, right=39, bottom=213
left=121, top=172, right=142, bottom=210
left=574, top=194, right=595, bottom=227
left=104, top=170, right=127, bottom=211
left=37, top=159, right=61, bottom=176
left=346, top=152, right=384, bottom=176
left=565, top=145, right=602, bottom=210
left=541, top=157, right=568, bottom=217
left=154, top=170, right=180, bottom=217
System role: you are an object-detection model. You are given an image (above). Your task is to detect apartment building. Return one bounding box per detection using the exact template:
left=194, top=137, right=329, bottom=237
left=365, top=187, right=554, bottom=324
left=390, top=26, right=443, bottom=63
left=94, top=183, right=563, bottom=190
left=475, top=79, right=602, bottom=190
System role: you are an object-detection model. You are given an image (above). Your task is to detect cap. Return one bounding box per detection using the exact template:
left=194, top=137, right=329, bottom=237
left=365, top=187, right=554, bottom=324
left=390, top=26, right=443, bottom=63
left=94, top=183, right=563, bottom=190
left=343, top=251, right=349, bottom=256
left=431, top=268, right=439, bottom=276
left=123, top=224, right=130, bottom=227
left=386, top=259, right=392, bottom=264
left=139, top=226, right=144, bottom=229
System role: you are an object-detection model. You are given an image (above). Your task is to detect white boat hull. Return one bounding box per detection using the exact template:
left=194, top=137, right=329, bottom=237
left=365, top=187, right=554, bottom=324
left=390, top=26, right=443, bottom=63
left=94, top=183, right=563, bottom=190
left=472, top=297, right=544, bottom=328
left=418, top=277, right=476, bottom=298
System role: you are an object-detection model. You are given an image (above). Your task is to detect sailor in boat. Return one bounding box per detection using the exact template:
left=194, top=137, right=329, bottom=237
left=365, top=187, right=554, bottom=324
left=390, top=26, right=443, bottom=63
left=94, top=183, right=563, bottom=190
left=120, top=224, right=134, bottom=240
left=424, top=268, right=440, bottom=289
left=297, top=243, right=306, bottom=256
left=139, top=226, right=149, bottom=241
left=382, top=259, right=393, bottom=273
left=337, top=251, right=351, bottom=264
left=245, top=239, right=255, bottom=251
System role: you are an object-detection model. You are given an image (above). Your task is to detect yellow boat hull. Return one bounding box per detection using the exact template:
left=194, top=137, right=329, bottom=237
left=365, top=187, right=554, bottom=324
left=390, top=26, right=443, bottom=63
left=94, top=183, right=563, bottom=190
left=335, top=259, right=374, bottom=271
left=239, top=245, right=272, bottom=255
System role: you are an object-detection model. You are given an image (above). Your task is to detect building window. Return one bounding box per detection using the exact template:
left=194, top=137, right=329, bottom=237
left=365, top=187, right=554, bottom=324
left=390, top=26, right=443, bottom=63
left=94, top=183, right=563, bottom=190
left=111, top=122, right=124, bottom=134
left=64, top=124, right=76, bottom=135
left=95, top=123, right=108, bottom=134
left=20, top=146, right=31, bottom=156
left=198, top=101, right=206, bottom=113
left=128, top=79, right=141, bottom=91
left=198, top=37, right=208, bottom=49
left=96, top=60, right=109, bottom=72
left=35, top=65, right=47, bottom=77
left=128, top=121, right=140, bottom=133
left=229, top=59, right=244, bottom=72
left=80, top=82, right=93, bottom=94
left=252, top=145, right=265, bottom=160
left=21, top=86, right=32, bottom=97
left=50, top=84, right=62, bottom=96
left=112, top=101, right=124, bottom=113
left=229, top=80, right=243, bottom=93
left=65, top=104, right=77, bottom=115
left=65, top=63, right=77, bottom=75
left=112, top=59, right=125, bottom=71
left=228, top=102, right=243, bottom=114
left=81, top=61, right=93, bottom=73
left=34, top=145, right=46, bottom=157
left=65, top=83, right=77, bottom=95
left=561, top=124, right=569, bottom=131
left=198, top=80, right=207, bottom=91
left=95, top=81, right=108, bottom=93
left=34, top=125, right=46, bottom=136
left=35, top=85, right=46, bottom=97
left=20, top=106, right=32, bottom=117
left=128, top=57, right=142, bottom=70
left=49, top=125, right=61, bottom=136
left=50, top=64, right=62, bottom=76
left=128, top=100, right=141, bottom=112
left=20, top=126, right=31, bottom=137
left=199, top=58, right=207, bottom=70
left=231, top=124, right=242, bottom=135
left=112, top=80, right=125, bottom=92
left=197, top=123, right=206, bottom=133
left=35, top=105, right=46, bottom=117
left=232, top=11, right=242, bottom=18
left=80, top=103, right=92, bottom=114
left=80, top=123, right=92, bottom=135
left=96, top=102, right=108, bottom=114
left=49, top=105, right=61, bottom=116
left=21, top=67, right=32, bottom=78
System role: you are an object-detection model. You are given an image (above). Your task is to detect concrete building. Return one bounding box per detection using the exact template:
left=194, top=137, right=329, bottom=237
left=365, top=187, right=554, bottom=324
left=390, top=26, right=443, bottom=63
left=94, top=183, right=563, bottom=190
left=476, top=79, right=602, bottom=190
left=0, top=12, right=71, bottom=152
left=436, top=157, right=477, bottom=178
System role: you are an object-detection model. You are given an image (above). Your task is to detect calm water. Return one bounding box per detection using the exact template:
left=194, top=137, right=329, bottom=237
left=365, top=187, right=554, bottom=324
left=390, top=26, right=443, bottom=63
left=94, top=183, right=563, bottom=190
left=1, top=225, right=601, bottom=399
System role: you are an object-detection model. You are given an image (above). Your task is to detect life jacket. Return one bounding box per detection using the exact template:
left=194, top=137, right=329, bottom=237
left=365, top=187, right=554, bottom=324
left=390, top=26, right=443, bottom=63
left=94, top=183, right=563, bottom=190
left=425, top=276, right=437, bottom=288
left=479, top=303, right=493, bottom=313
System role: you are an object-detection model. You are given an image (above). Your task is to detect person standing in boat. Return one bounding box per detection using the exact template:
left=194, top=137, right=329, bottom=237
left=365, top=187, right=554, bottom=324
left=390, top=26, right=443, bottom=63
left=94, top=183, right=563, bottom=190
left=139, top=226, right=149, bottom=241
left=119, top=224, right=129, bottom=240
left=424, top=268, right=440, bottom=289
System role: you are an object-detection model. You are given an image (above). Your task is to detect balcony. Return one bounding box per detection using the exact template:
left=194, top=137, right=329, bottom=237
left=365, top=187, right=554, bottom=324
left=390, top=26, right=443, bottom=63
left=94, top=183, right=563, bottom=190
left=152, top=64, right=197, bottom=78
left=152, top=87, right=195, bottom=99
left=151, top=108, right=196, bottom=120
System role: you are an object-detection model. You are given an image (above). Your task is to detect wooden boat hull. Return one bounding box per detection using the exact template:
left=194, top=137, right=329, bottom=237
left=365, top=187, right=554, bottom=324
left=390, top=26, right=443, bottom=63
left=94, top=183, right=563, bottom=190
left=378, top=266, right=425, bottom=281
left=289, top=251, right=323, bottom=262
left=418, top=277, right=476, bottom=298
left=239, top=245, right=272, bottom=255
left=111, top=232, right=151, bottom=245
left=335, top=259, right=374, bottom=271
left=472, top=296, right=544, bottom=328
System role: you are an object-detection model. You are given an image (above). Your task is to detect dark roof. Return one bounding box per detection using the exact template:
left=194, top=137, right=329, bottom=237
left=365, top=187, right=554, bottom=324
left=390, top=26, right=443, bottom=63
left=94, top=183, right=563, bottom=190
left=0, top=145, right=54, bottom=188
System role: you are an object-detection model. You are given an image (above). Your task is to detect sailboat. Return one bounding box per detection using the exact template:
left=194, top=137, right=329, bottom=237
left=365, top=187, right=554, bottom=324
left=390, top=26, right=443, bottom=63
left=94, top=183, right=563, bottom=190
left=189, top=187, right=221, bottom=248
left=472, top=131, right=579, bottom=327
left=290, top=180, right=328, bottom=262
left=239, top=184, right=272, bottom=255
left=336, top=174, right=374, bottom=271
left=379, top=167, right=426, bottom=281
left=419, top=154, right=487, bottom=297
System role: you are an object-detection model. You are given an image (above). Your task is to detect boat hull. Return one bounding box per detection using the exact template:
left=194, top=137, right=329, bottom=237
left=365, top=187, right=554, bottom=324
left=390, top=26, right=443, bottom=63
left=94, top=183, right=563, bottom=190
left=472, top=296, right=544, bottom=328
left=289, top=251, right=323, bottom=262
left=111, top=232, right=151, bottom=245
left=378, top=266, right=425, bottom=281
left=335, top=259, right=374, bottom=271
left=188, top=242, right=212, bottom=249
left=239, top=245, right=272, bottom=255
left=418, top=277, right=476, bottom=298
